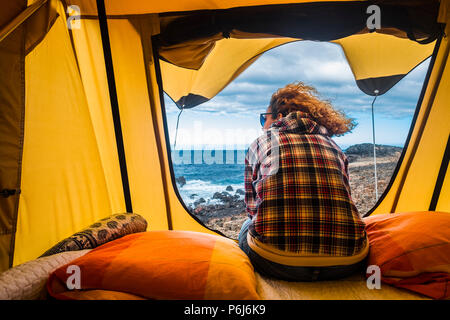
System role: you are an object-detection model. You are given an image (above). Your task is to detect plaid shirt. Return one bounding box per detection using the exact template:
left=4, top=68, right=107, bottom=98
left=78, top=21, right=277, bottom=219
left=245, top=111, right=366, bottom=257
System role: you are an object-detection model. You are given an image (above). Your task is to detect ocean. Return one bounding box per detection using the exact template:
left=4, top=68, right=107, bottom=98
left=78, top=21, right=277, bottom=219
left=170, top=143, right=388, bottom=206
left=171, top=150, right=247, bottom=206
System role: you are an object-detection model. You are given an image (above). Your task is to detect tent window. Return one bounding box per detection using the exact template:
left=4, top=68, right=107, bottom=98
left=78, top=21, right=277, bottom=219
left=160, top=40, right=431, bottom=239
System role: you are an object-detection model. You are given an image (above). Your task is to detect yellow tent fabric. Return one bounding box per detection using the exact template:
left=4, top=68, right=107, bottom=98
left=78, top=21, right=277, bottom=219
left=333, top=33, right=435, bottom=95
left=160, top=37, right=295, bottom=108
left=15, top=12, right=115, bottom=266
left=0, top=0, right=448, bottom=272
left=373, top=31, right=450, bottom=214
left=334, top=34, right=434, bottom=81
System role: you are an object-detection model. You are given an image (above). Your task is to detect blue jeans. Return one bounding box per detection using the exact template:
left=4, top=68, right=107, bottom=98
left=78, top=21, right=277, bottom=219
left=238, top=219, right=366, bottom=282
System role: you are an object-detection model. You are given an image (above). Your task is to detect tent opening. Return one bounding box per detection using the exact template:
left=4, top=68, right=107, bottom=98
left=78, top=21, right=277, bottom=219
left=158, top=39, right=434, bottom=239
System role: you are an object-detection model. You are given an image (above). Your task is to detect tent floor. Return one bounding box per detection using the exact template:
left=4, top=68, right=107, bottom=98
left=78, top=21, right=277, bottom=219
left=255, top=272, right=429, bottom=300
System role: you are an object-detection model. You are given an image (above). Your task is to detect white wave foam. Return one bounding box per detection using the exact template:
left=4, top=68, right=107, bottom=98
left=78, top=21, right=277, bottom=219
left=176, top=179, right=245, bottom=206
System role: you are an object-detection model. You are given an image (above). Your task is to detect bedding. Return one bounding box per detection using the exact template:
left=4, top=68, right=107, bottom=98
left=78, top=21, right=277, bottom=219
left=47, top=231, right=260, bottom=300
left=0, top=250, right=91, bottom=300
left=364, top=211, right=450, bottom=299
left=255, top=272, right=429, bottom=300
left=40, top=213, right=147, bottom=257
left=46, top=271, right=430, bottom=300
left=40, top=211, right=448, bottom=300
left=55, top=289, right=145, bottom=300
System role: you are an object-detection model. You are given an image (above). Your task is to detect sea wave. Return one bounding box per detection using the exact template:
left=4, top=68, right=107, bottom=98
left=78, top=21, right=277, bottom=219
left=176, top=179, right=245, bottom=206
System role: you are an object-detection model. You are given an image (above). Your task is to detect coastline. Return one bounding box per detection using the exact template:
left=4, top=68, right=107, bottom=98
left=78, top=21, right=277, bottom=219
left=177, top=144, right=402, bottom=239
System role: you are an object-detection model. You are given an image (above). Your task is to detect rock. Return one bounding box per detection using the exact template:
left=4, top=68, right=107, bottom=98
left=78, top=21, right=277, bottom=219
left=193, top=197, right=206, bottom=207
left=226, top=185, right=233, bottom=191
left=194, top=206, right=204, bottom=215
left=346, top=154, right=359, bottom=163
left=212, top=191, right=232, bottom=202
left=235, top=189, right=245, bottom=195
left=175, top=176, right=186, bottom=187
left=189, top=193, right=198, bottom=199
left=344, top=143, right=402, bottom=158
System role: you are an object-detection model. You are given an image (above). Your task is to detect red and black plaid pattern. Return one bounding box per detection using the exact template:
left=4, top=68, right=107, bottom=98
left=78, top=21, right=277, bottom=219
left=245, top=111, right=366, bottom=256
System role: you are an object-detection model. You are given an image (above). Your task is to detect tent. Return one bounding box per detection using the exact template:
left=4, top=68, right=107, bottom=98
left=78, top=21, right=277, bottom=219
left=0, top=0, right=449, bottom=273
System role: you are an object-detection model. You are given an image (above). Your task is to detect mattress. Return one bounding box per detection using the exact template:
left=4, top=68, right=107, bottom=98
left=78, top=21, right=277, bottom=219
left=255, top=272, right=430, bottom=300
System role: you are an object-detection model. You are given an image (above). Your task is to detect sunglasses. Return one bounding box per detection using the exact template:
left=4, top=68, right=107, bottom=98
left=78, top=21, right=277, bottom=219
left=260, top=113, right=274, bottom=127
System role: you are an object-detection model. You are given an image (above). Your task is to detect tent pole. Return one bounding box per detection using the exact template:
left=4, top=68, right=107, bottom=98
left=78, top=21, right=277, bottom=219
left=371, top=91, right=379, bottom=200
left=173, top=107, right=184, bottom=150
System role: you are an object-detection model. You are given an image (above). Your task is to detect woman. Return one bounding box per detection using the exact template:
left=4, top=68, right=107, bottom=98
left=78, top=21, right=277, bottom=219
left=239, top=82, right=368, bottom=281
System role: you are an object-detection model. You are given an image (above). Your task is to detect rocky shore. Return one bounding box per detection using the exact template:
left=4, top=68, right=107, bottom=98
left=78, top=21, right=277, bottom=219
left=186, top=187, right=246, bottom=222
left=183, top=143, right=402, bottom=239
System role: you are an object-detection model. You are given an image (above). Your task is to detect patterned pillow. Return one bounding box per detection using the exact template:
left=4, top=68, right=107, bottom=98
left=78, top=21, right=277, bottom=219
left=40, top=213, right=147, bottom=257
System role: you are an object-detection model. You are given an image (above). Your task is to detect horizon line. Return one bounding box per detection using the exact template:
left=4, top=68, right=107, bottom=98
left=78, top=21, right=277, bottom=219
left=170, top=142, right=405, bottom=151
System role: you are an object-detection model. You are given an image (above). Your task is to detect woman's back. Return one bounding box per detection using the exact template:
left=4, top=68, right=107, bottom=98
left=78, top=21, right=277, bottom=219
left=245, top=111, right=366, bottom=257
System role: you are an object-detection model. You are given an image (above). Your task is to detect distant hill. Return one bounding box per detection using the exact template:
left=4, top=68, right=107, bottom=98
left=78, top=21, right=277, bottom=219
left=344, top=143, right=403, bottom=161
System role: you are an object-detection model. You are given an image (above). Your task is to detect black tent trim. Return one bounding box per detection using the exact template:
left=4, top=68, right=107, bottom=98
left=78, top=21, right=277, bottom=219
left=96, top=0, right=133, bottom=213
left=156, top=1, right=442, bottom=48
left=429, top=134, right=450, bottom=211
left=356, top=75, right=405, bottom=96
left=175, top=93, right=209, bottom=109
left=146, top=35, right=174, bottom=231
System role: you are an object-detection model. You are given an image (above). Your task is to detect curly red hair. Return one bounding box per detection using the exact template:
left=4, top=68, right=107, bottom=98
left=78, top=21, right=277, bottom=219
left=269, top=82, right=356, bottom=136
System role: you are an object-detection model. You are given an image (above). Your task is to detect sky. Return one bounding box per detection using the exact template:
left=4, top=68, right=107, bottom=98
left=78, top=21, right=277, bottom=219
left=163, top=40, right=430, bottom=151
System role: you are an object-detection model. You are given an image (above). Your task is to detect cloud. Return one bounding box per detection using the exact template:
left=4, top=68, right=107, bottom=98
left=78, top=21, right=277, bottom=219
left=236, top=41, right=354, bottom=86
left=164, top=41, right=430, bottom=123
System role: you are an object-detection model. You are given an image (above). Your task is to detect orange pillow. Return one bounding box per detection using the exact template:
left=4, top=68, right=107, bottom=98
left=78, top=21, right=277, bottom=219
left=364, top=211, right=450, bottom=299
left=47, top=231, right=260, bottom=300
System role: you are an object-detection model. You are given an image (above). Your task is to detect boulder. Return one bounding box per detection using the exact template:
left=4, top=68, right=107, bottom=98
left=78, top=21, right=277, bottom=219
left=212, top=191, right=232, bottom=202
left=175, top=176, right=186, bottom=187
left=193, top=197, right=206, bottom=207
